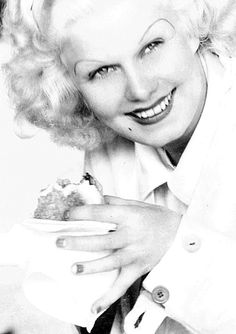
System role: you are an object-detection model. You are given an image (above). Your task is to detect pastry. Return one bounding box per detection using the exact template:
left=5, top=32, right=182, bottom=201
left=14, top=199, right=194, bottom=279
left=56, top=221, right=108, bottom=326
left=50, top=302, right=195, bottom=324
left=34, top=173, right=104, bottom=220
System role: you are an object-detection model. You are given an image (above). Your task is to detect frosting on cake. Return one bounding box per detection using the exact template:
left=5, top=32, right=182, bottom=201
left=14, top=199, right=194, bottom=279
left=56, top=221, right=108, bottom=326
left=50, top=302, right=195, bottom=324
left=34, top=173, right=104, bottom=220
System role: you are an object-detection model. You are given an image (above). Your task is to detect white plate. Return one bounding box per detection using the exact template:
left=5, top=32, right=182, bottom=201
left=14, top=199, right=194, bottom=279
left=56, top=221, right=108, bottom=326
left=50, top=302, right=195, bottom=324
left=23, top=218, right=116, bottom=233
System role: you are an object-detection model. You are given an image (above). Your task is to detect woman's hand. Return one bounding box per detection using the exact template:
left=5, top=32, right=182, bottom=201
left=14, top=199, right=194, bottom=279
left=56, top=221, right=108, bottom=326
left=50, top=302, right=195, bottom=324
left=56, top=196, right=182, bottom=314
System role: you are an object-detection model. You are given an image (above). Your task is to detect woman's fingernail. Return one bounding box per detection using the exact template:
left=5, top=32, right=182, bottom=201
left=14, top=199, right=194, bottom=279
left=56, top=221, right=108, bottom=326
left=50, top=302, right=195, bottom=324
left=91, top=304, right=103, bottom=314
left=56, top=238, right=66, bottom=248
left=96, top=306, right=102, bottom=314
left=63, top=210, right=70, bottom=220
left=71, top=263, right=84, bottom=275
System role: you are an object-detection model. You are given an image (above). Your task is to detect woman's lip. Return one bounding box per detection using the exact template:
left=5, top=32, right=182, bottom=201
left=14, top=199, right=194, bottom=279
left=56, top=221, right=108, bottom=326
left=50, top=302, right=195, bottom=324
left=129, top=93, right=170, bottom=114
left=133, top=101, right=173, bottom=125
left=127, top=88, right=176, bottom=125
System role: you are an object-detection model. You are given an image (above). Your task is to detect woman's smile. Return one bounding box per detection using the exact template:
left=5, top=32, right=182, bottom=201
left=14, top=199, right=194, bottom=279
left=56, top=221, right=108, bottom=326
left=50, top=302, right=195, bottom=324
left=126, top=88, right=176, bottom=125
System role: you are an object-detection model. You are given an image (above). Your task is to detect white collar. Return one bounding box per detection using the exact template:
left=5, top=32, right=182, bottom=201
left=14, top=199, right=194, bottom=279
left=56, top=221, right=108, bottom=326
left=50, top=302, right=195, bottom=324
left=134, top=142, right=173, bottom=200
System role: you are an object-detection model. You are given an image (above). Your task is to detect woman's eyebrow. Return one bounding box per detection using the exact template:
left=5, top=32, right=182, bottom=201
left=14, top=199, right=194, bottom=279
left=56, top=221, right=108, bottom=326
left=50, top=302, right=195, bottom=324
left=139, top=18, right=175, bottom=44
left=74, top=59, right=105, bottom=74
left=76, top=59, right=105, bottom=65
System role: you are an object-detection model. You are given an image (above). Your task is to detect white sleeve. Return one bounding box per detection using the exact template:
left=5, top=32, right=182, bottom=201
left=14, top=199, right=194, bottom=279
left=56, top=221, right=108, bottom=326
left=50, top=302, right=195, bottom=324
left=133, top=216, right=236, bottom=334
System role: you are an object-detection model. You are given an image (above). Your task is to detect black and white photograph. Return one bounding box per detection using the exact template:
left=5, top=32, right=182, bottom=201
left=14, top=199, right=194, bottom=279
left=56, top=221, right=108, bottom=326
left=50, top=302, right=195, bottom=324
left=1, top=0, right=236, bottom=333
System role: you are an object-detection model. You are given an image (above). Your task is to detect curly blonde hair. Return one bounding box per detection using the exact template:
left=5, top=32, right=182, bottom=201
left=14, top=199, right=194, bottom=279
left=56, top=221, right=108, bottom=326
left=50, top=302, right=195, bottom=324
left=169, top=0, right=236, bottom=56
left=2, top=0, right=115, bottom=149
left=2, top=0, right=236, bottom=149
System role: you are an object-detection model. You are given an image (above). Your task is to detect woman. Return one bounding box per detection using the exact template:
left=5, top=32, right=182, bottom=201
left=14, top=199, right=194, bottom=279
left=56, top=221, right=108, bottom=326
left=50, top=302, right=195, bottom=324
left=2, top=0, right=236, bottom=333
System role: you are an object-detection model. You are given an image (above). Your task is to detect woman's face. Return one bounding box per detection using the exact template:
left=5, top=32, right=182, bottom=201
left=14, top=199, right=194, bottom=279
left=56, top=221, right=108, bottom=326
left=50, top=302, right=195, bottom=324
left=61, top=0, right=206, bottom=149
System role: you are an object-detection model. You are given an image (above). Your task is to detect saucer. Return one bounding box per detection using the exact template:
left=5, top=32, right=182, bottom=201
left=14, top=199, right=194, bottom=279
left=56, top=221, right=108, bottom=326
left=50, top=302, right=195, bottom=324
left=23, top=218, right=116, bottom=233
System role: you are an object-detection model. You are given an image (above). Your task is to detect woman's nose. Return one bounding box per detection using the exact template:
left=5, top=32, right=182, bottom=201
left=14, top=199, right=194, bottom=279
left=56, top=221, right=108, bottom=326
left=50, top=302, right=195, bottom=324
left=125, top=69, right=157, bottom=102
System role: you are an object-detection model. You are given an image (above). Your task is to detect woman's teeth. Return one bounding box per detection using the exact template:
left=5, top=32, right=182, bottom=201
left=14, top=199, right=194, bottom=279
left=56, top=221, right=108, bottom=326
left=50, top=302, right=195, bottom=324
left=134, top=91, right=173, bottom=119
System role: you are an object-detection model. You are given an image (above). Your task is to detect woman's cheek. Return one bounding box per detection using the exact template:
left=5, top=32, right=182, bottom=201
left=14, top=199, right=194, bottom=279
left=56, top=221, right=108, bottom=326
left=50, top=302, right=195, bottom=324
left=88, top=87, right=124, bottom=117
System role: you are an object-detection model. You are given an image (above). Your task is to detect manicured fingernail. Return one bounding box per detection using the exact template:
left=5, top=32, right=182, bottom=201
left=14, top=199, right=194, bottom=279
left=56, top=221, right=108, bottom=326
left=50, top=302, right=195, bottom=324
left=92, top=305, right=102, bottom=314
left=56, top=238, right=66, bottom=248
left=63, top=210, right=70, bottom=220
left=71, top=263, right=84, bottom=275
left=96, top=306, right=102, bottom=314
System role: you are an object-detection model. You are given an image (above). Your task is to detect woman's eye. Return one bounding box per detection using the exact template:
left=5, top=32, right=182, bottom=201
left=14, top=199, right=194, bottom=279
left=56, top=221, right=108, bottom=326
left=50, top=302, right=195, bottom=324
left=143, top=40, right=163, bottom=55
left=89, top=65, right=118, bottom=80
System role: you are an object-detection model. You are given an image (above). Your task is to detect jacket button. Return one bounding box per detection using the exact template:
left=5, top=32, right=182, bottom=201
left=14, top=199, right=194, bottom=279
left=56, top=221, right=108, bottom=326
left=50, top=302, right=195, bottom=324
left=152, top=286, right=169, bottom=304
left=183, top=234, right=201, bottom=253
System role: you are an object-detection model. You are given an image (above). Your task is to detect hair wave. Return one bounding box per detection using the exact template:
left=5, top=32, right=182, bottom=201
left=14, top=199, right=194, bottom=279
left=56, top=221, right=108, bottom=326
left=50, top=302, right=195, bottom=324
left=170, top=0, right=236, bottom=56
left=2, top=0, right=115, bottom=149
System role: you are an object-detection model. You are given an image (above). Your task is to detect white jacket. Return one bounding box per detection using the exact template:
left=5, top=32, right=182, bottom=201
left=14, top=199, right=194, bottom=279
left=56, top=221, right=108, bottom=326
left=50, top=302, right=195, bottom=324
left=85, top=51, right=236, bottom=334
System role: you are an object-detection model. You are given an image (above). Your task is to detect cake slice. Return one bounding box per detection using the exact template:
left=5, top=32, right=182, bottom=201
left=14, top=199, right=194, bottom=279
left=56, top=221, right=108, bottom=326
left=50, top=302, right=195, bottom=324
left=34, top=173, right=104, bottom=220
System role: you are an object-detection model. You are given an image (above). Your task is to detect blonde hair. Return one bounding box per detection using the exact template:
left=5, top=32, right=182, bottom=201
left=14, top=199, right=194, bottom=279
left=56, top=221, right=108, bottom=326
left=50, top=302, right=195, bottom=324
left=169, top=0, right=236, bottom=56
left=2, top=0, right=236, bottom=149
left=2, top=0, right=115, bottom=149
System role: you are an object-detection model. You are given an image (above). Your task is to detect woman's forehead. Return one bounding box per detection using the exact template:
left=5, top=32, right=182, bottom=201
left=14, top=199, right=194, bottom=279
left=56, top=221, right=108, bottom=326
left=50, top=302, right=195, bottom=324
left=59, top=0, right=179, bottom=69
left=50, top=0, right=171, bottom=35
left=52, top=0, right=166, bottom=14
